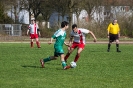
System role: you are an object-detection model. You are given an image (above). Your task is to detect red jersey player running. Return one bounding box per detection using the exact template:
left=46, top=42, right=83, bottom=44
left=27, top=18, right=41, bottom=48
left=65, top=24, right=97, bottom=68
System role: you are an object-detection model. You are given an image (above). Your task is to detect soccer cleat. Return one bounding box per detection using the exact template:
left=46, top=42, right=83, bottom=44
left=117, top=50, right=121, bottom=52
left=40, top=59, right=44, bottom=68
left=107, top=49, right=110, bottom=52
left=64, top=65, right=71, bottom=70
left=38, top=46, right=41, bottom=48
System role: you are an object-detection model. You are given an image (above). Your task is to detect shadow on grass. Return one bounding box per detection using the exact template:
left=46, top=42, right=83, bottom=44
left=21, top=65, right=71, bottom=70
left=89, top=50, right=105, bottom=52
left=21, top=65, right=42, bottom=68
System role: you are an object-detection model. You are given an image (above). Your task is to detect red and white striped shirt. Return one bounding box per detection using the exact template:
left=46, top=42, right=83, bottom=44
left=28, top=23, right=39, bottom=34
left=70, top=28, right=89, bottom=44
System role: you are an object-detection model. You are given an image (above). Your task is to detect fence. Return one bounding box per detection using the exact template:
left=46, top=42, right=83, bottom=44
left=0, top=24, right=22, bottom=36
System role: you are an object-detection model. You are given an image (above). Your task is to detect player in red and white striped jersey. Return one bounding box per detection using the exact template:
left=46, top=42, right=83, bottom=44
left=27, top=18, right=41, bottom=48
left=65, top=24, right=97, bottom=66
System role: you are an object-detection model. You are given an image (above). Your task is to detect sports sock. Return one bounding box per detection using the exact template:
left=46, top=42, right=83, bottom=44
left=36, top=41, right=40, bottom=48
left=61, top=61, right=67, bottom=68
left=43, top=57, right=51, bottom=62
left=31, top=42, right=33, bottom=47
left=108, top=43, right=111, bottom=50
left=64, top=53, right=70, bottom=61
left=116, top=44, right=120, bottom=51
left=74, top=53, right=80, bottom=62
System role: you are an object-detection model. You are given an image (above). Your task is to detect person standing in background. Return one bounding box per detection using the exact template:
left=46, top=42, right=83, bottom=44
left=107, top=19, right=121, bottom=52
left=27, top=18, right=41, bottom=48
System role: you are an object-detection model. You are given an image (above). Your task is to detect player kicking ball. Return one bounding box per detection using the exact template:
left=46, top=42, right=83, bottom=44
left=65, top=24, right=97, bottom=69
left=40, top=21, right=70, bottom=70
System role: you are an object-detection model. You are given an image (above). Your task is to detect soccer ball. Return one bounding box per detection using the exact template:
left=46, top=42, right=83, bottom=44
left=70, top=61, right=77, bottom=68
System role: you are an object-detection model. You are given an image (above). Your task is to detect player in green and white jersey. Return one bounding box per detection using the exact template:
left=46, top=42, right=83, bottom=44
left=40, top=21, right=69, bottom=69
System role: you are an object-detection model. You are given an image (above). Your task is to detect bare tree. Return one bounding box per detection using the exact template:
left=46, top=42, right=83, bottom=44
left=28, top=0, right=41, bottom=20
left=40, top=0, right=54, bottom=28
left=83, top=0, right=103, bottom=22
left=54, top=0, right=67, bottom=23
left=0, top=0, right=19, bottom=23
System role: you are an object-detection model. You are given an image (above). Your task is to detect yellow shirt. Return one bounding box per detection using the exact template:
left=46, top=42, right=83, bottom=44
left=107, top=23, right=120, bottom=34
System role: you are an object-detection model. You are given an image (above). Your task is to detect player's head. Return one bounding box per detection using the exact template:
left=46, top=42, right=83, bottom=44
left=72, top=24, right=78, bottom=33
left=61, top=21, right=69, bottom=29
left=31, top=18, right=35, bottom=23
left=112, top=19, right=117, bottom=24
left=72, top=24, right=77, bottom=29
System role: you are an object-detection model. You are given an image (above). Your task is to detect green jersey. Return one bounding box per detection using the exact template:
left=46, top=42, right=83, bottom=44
left=52, top=29, right=66, bottom=54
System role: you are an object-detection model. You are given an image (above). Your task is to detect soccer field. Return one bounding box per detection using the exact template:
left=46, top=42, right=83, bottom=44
left=0, top=43, right=133, bottom=88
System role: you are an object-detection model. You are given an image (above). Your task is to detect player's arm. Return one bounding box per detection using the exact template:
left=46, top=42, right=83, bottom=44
left=68, top=36, right=73, bottom=45
left=64, top=42, right=69, bottom=47
left=27, top=30, right=29, bottom=35
left=117, top=24, right=120, bottom=38
left=37, top=24, right=41, bottom=36
left=89, top=31, right=97, bottom=42
left=118, top=32, right=120, bottom=38
left=27, top=25, right=30, bottom=35
left=27, top=29, right=29, bottom=35
left=48, top=37, right=53, bottom=44
left=48, top=33, right=56, bottom=44
left=37, top=29, right=41, bottom=36
left=64, top=36, right=73, bottom=47
left=107, top=24, right=111, bottom=38
left=66, top=36, right=73, bottom=51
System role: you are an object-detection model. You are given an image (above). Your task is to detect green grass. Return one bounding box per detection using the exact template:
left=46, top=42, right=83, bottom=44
left=0, top=43, right=133, bottom=88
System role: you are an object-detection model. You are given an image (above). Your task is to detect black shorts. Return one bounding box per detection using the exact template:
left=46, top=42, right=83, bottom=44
left=54, top=52, right=64, bottom=57
left=109, top=33, right=119, bottom=42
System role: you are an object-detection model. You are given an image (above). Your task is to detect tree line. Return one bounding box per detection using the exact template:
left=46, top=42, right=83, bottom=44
left=0, top=0, right=133, bottom=38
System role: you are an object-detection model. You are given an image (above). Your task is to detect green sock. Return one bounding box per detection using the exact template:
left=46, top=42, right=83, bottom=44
left=43, top=57, right=51, bottom=62
left=62, top=61, right=67, bottom=68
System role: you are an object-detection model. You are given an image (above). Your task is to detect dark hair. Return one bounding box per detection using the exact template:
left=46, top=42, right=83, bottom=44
left=61, top=21, right=69, bottom=28
left=112, top=19, right=117, bottom=22
left=72, top=24, right=77, bottom=29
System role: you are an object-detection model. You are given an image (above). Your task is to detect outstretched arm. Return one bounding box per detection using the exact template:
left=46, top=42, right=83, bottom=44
left=64, top=42, right=69, bottom=47
left=64, top=36, right=73, bottom=47
left=66, top=36, right=73, bottom=51
left=89, top=31, right=97, bottom=42
left=68, top=36, right=73, bottom=45
left=48, top=37, right=53, bottom=44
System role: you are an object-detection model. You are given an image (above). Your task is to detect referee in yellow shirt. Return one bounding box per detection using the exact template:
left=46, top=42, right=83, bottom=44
left=107, top=19, right=121, bottom=52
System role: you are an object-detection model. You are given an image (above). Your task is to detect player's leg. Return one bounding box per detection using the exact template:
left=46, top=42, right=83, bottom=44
left=30, top=34, right=34, bottom=47
left=30, top=39, right=34, bottom=48
left=40, top=56, right=58, bottom=68
left=107, top=42, right=111, bottom=52
left=64, top=47, right=75, bottom=62
left=35, top=35, right=41, bottom=48
left=55, top=47, right=67, bottom=69
left=60, top=54, right=68, bottom=69
left=65, top=43, right=77, bottom=62
left=40, top=50, right=59, bottom=68
left=44, top=56, right=57, bottom=62
left=73, top=44, right=84, bottom=62
left=64, top=47, right=81, bottom=69
left=74, top=48, right=83, bottom=62
left=107, top=34, right=113, bottom=52
left=116, top=39, right=121, bottom=52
